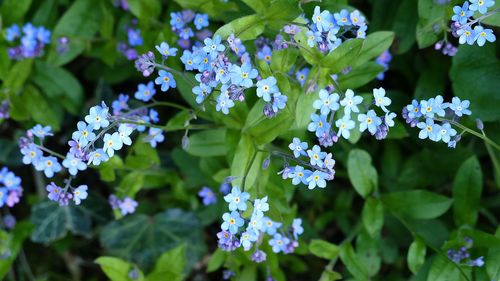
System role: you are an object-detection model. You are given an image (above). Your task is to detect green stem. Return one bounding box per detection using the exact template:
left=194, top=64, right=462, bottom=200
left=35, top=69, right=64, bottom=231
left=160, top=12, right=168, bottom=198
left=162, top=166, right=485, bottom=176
left=481, top=130, right=500, bottom=187
left=435, top=117, right=500, bottom=151
left=35, top=144, right=66, bottom=160
left=241, top=148, right=258, bottom=192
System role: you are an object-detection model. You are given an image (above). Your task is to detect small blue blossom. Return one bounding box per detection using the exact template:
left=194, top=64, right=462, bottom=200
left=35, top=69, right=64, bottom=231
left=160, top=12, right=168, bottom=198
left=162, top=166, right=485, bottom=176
left=180, top=50, right=196, bottom=70
left=72, top=185, right=88, bottom=205
left=307, top=145, right=327, bottom=167
left=103, top=132, right=123, bottom=157
left=449, top=97, right=471, bottom=117
left=312, top=6, right=333, bottom=32
left=46, top=182, right=62, bottom=202
left=457, top=26, right=476, bottom=45
left=31, top=125, right=53, bottom=138
left=295, top=68, right=310, bottom=86
left=119, top=197, right=138, bottom=215
left=334, top=9, right=351, bottom=26
left=253, top=196, right=269, bottom=216
left=192, top=83, right=212, bottom=104
left=357, top=25, right=367, bottom=39
left=147, top=128, right=165, bottom=148
left=474, top=26, right=496, bottom=46
left=6, top=24, right=20, bottom=42
left=170, top=12, right=185, bottom=29
left=469, top=0, right=494, bottom=14
left=134, top=81, right=157, bottom=102
left=216, top=92, right=235, bottom=115
left=385, top=112, right=397, bottom=127
left=247, top=212, right=264, bottom=234
left=335, top=115, right=355, bottom=139
left=292, top=218, right=304, bottom=240
left=155, top=70, right=177, bottom=92
left=452, top=2, right=474, bottom=24
left=373, top=87, right=391, bottom=112
left=306, top=170, right=328, bottom=189
left=313, top=89, right=340, bottom=115
left=340, top=89, right=363, bottom=116
left=36, top=27, right=51, bottom=44
left=262, top=217, right=282, bottom=235
left=271, top=93, right=288, bottom=113
left=118, top=124, right=133, bottom=146
left=269, top=233, right=290, bottom=253
left=112, top=94, right=129, bottom=115
left=358, top=110, right=383, bottom=135
left=72, top=121, right=96, bottom=147
left=308, top=114, right=331, bottom=138
left=88, top=149, right=109, bottom=165
left=203, top=35, right=225, bottom=54
left=155, top=42, right=178, bottom=57
left=194, top=13, right=209, bottom=30
left=257, top=45, right=273, bottom=64
left=288, top=137, right=308, bottom=158
left=230, top=63, right=258, bottom=88
left=290, top=166, right=312, bottom=185
left=224, top=186, right=250, bottom=211
left=85, top=105, right=110, bottom=130
left=407, top=100, right=422, bottom=119
left=417, top=118, right=438, bottom=140
left=221, top=211, right=244, bottom=234
left=179, top=27, right=194, bottom=40
left=256, top=77, right=279, bottom=102
left=127, top=28, right=143, bottom=46
left=21, top=144, right=42, bottom=165
left=35, top=156, right=62, bottom=178
left=62, top=153, right=87, bottom=176
left=350, top=10, right=366, bottom=26
left=437, top=122, right=457, bottom=143
left=240, top=231, right=258, bottom=251
left=198, top=186, right=217, bottom=206
left=306, top=29, right=322, bottom=48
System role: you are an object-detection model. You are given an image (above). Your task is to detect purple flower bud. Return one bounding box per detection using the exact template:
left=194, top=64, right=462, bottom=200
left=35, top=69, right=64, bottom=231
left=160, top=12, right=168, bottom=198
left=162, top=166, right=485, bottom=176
left=128, top=268, right=139, bottom=280
left=219, top=182, right=231, bottom=195
left=0, top=101, right=10, bottom=120
left=3, top=214, right=16, bottom=230
left=283, top=24, right=301, bottom=35
left=262, top=157, right=271, bottom=170
left=182, top=135, right=190, bottom=150
left=228, top=85, right=245, bottom=101
left=434, top=41, right=443, bottom=50
left=475, top=118, right=484, bottom=130
left=251, top=250, right=267, bottom=263
left=263, top=103, right=277, bottom=118
left=223, top=270, right=236, bottom=280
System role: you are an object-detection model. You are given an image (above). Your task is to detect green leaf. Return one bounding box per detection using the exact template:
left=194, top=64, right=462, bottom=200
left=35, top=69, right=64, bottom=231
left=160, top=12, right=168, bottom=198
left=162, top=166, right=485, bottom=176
left=347, top=149, right=378, bottom=198
left=293, top=28, right=323, bottom=65
left=207, top=248, right=227, bottom=273
left=416, top=0, right=445, bottom=48
left=0, top=222, right=33, bottom=280
left=338, top=62, right=384, bottom=89
left=450, top=44, right=500, bottom=121
left=322, top=39, right=364, bottom=73
left=215, top=14, right=266, bottom=41
left=339, top=243, right=369, bottom=281
left=32, top=61, right=84, bottom=114
left=452, top=156, right=482, bottom=226
left=241, top=0, right=269, bottom=13
left=95, top=257, right=144, bottom=281
left=48, top=0, right=103, bottom=66
left=381, top=190, right=453, bottom=220
left=23, top=85, right=63, bottom=130
left=486, top=228, right=500, bottom=280
left=185, top=129, right=227, bottom=157
left=146, top=245, right=185, bottom=281
left=362, top=197, right=384, bottom=238
left=354, top=31, right=395, bottom=67
left=318, top=270, right=342, bottom=281
left=309, top=239, right=340, bottom=260
left=0, top=0, right=32, bottom=25
left=270, top=48, right=299, bottom=73
left=3, top=59, right=33, bottom=95
left=407, top=237, right=426, bottom=274
left=426, top=255, right=462, bottom=281
left=100, top=209, right=206, bottom=271
left=127, top=0, right=161, bottom=21
left=230, top=134, right=261, bottom=189
left=118, top=172, right=144, bottom=198
left=245, top=99, right=295, bottom=145
left=30, top=201, right=92, bottom=243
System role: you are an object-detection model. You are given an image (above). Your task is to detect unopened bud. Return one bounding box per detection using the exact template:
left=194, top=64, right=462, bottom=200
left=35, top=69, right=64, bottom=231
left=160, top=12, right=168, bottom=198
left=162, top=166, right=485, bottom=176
left=476, top=118, right=484, bottom=130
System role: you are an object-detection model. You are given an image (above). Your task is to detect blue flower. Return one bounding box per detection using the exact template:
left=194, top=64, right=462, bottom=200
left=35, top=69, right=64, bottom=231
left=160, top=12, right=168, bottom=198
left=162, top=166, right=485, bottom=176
left=203, top=35, right=225, bottom=54
left=271, top=93, right=287, bottom=113
left=307, top=145, right=327, bottom=167
left=215, top=92, right=235, bottom=115
left=88, top=149, right=109, bottom=165
left=194, top=13, right=209, bottom=30
left=323, top=153, right=335, bottom=171
left=72, top=121, right=96, bottom=147
left=215, top=66, right=231, bottom=84
left=262, top=217, right=282, bottom=235
left=34, top=156, right=62, bottom=178
left=198, top=186, right=217, bottom=206
left=433, top=95, right=447, bottom=117
left=269, top=233, right=290, bottom=253
left=385, top=112, right=397, bottom=127
left=85, top=104, right=110, bottom=130
left=350, top=10, right=366, bottom=26
left=452, top=2, right=473, bottom=24
left=357, top=25, right=367, bottom=39
left=62, top=153, right=87, bottom=176
left=0, top=188, right=7, bottom=207
left=335, top=115, right=355, bottom=139
left=253, top=196, right=269, bottom=216
left=288, top=137, right=308, bottom=158
left=5, top=24, right=20, bottom=42
left=46, top=182, right=62, bottom=202
left=21, top=144, right=42, bottom=165
left=155, top=42, right=178, bottom=57
left=230, top=63, right=258, bottom=88
left=256, top=76, right=279, bottom=102
left=312, top=6, right=333, bottom=32
left=257, top=45, right=272, bottom=64
left=340, top=89, right=363, bottom=116
left=457, top=26, right=476, bottom=45
left=373, top=87, right=391, bottom=112
left=306, top=29, right=322, bottom=48
left=474, top=26, right=496, bottom=46
left=295, top=68, right=310, bottom=86
left=127, top=28, right=143, bottom=46
left=221, top=211, right=244, bottom=234
left=290, top=165, right=312, bottom=185
left=103, top=132, right=123, bottom=157
left=247, top=212, right=264, bottom=234
left=469, top=0, right=494, bottom=14
left=134, top=81, right=157, bottom=102
left=224, top=186, right=250, bottom=211
left=358, top=110, right=382, bottom=135
left=437, top=122, right=457, bottom=143
left=292, top=218, right=304, bottom=239
left=180, top=50, right=196, bottom=70
left=334, top=9, right=351, bottom=26
left=36, top=27, right=51, bottom=44
left=313, top=89, right=340, bottom=115
left=240, top=231, right=258, bottom=251
left=118, top=124, right=134, bottom=146
left=170, top=12, right=185, bottom=29
left=72, top=185, right=88, bottom=205
left=147, top=128, right=165, bottom=148
left=306, top=170, right=328, bottom=189
left=119, top=197, right=138, bottom=215
left=417, top=118, right=438, bottom=140
left=31, top=125, right=53, bottom=138
left=155, top=70, right=176, bottom=92
left=449, top=97, right=471, bottom=117
left=407, top=100, right=422, bottom=119
left=192, top=83, right=212, bottom=104
left=308, top=113, right=331, bottom=137
left=112, top=94, right=129, bottom=115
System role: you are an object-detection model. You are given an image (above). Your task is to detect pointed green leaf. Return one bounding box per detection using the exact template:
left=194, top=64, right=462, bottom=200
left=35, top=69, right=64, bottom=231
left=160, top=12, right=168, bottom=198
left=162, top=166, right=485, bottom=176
left=347, top=149, right=378, bottom=198
left=453, top=156, right=482, bottom=226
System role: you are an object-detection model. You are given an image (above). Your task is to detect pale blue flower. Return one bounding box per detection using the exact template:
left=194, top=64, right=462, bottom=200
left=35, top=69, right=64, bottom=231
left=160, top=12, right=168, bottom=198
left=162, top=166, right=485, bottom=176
left=358, top=110, right=382, bottom=135
left=72, top=121, right=96, bottom=146
left=335, top=115, right=355, bottom=139
left=307, top=145, right=326, bottom=167
left=449, top=97, right=471, bottom=117
left=288, top=137, right=308, bottom=158
left=73, top=185, right=88, bottom=205
left=224, top=186, right=250, bottom=211
left=269, top=233, right=290, bottom=253
left=221, top=211, right=244, bottom=234
left=307, top=170, right=328, bottom=189
left=262, top=217, right=282, bottom=235
left=34, top=156, right=62, bottom=178
left=62, top=153, right=87, bottom=176
left=340, top=89, right=363, bottom=116
left=102, top=132, right=123, bottom=157
left=313, top=89, right=340, bottom=115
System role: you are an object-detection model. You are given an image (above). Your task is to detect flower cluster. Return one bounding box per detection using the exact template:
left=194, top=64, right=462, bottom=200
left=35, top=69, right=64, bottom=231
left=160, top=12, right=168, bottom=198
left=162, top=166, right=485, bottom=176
left=449, top=0, right=496, bottom=47
left=118, top=21, right=143, bottom=60
left=0, top=167, right=23, bottom=208
left=170, top=10, right=211, bottom=50
left=217, top=186, right=303, bottom=262
left=308, top=87, right=397, bottom=146
left=302, top=6, right=368, bottom=53
left=281, top=138, right=335, bottom=189
left=4, top=23, right=51, bottom=60
left=402, top=95, right=471, bottom=148
left=109, top=194, right=138, bottom=216
left=46, top=181, right=88, bottom=206
left=447, top=237, right=485, bottom=267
